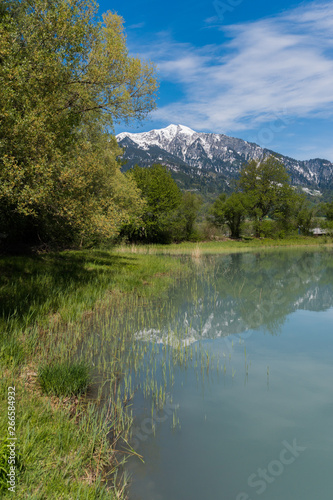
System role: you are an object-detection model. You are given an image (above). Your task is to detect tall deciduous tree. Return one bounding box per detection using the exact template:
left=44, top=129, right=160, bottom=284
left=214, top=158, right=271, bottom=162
left=210, top=192, right=248, bottom=238
left=291, top=195, right=315, bottom=235
left=0, top=0, right=157, bottom=248
left=180, top=192, right=202, bottom=240
left=238, top=156, right=294, bottom=237
left=125, top=165, right=183, bottom=243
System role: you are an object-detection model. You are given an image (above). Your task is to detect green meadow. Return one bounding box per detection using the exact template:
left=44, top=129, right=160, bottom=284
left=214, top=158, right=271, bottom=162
left=115, top=235, right=333, bottom=255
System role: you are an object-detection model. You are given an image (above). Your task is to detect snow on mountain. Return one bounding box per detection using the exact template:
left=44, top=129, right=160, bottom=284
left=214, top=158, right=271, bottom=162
left=116, top=124, right=333, bottom=193
left=117, top=124, right=196, bottom=150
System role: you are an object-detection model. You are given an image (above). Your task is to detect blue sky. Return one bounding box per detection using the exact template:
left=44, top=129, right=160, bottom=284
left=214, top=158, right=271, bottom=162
left=98, top=0, right=333, bottom=161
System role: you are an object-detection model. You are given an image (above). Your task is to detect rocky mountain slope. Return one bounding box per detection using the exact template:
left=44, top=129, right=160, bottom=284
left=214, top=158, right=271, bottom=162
left=117, top=124, right=333, bottom=196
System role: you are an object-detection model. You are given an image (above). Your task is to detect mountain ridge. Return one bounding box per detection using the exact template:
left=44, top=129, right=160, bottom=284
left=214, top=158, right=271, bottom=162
left=117, top=124, right=333, bottom=196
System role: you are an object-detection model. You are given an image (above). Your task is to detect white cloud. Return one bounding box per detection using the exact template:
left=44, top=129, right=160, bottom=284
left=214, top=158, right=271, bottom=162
left=138, top=2, right=333, bottom=134
left=127, top=22, right=145, bottom=30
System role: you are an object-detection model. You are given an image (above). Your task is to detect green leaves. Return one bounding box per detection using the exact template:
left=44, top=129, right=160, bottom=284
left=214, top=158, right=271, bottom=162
left=209, top=156, right=315, bottom=239
left=123, top=165, right=202, bottom=243
left=210, top=192, right=248, bottom=238
left=0, top=1, right=158, bottom=249
left=127, top=165, right=183, bottom=243
left=238, top=156, right=295, bottom=237
left=238, top=156, right=292, bottom=216
left=132, top=164, right=182, bottom=214
left=323, top=200, right=333, bottom=221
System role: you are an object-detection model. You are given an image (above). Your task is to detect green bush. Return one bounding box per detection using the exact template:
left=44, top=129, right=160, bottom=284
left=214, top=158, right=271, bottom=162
left=187, top=230, right=203, bottom=242
left=38, top=361, right=90, bottom=397
left=196, top=221, right=224, bottom=240
left=260, top=220, right=289, bottom=239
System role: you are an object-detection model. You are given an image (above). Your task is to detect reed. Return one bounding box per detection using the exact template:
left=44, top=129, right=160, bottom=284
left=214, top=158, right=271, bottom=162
left=2, top=244, right=262, bottom=498
left=0, top=248, right=191, bottom=498
left=114, top=237, right=333, bottom=256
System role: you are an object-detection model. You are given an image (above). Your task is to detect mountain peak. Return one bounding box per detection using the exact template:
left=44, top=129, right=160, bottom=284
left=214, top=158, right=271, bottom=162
left=116, top=124, right=197, bottom=149
left=164, top=124, right=196, bottom=135
left=116, top=125, right=333, bottom=192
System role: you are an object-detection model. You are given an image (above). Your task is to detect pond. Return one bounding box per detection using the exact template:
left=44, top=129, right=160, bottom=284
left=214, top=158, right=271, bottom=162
left=125, top=249, right=333, bottom=500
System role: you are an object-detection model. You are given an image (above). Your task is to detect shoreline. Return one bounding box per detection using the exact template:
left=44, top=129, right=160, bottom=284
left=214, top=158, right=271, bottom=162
left=1, top=240, right=332, bottom=497
left=115, top=236, right=333, bottom=255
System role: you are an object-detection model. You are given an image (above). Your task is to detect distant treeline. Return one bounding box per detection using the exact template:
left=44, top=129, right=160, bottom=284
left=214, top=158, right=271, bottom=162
left=120, top=157, right=333, bottom=243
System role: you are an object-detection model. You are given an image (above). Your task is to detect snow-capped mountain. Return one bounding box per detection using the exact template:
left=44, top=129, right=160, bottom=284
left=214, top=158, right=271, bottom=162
left=117, top=124, right=333, bottom=194
left=117, top=124, right=197, bottom=151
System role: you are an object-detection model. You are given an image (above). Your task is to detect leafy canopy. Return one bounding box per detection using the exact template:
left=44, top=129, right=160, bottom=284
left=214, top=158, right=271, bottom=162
left=0, top=0, right=157, bottom=248
left=210, top=192, right=248, bottom=238
left=125, top=165, right=183, bottom=243
left=323, top=200, right=333, bottom=221
left=238, top=156, right=293, bottom=218
left=237, top=156, right=295, bottom=236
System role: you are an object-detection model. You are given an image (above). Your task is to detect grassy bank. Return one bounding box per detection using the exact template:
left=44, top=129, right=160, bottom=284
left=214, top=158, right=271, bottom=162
left=115, top=235, right=333, bottom=255
left=0, top=249, right=188, bottom=499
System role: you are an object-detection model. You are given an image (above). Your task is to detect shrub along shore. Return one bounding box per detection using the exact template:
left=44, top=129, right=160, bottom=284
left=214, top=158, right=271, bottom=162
left=1, top=238, right=333, bottom=498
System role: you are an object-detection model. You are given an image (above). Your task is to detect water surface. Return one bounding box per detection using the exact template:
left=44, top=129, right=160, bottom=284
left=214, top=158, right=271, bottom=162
left=126, top=249, right=333, bottom=500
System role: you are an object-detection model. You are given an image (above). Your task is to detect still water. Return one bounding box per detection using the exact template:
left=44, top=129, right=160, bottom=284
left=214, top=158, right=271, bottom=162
left=126, top=249, right=333, bottom=500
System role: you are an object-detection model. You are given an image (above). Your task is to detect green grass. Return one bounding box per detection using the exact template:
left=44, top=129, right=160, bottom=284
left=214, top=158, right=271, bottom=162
left=0, top=248, right=188, bottom=498
left=0, top=436, right=24, bottom=493
left=0, top=249, right=186, bottom=364
left=1, top=371, right=123, bottom=499
left=115, top=235, right=333, bottom=255
left=0, top=249, right=184, bottom=332
left=38, top=361, right=91, bottom=397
